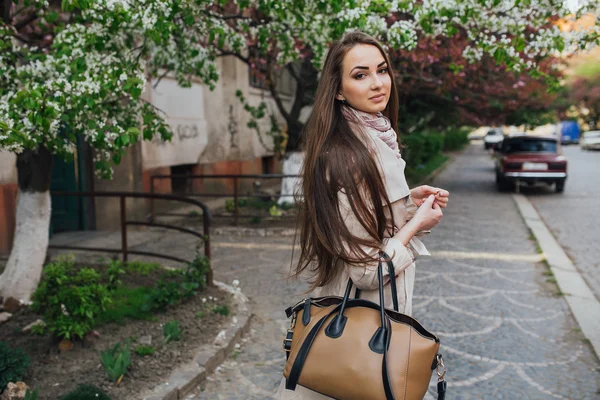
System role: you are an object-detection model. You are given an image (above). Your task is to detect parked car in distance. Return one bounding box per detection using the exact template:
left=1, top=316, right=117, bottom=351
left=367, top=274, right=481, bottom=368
left=495, top=134, right=567, bottom=193
left=559, top=120, right=581, bottom=144
left=484, top=128, right=504, bottom=150
left=580, top=130, right=600, bottom=150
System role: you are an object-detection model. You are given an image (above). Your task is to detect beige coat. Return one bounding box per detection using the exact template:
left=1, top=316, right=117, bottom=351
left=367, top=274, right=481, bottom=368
left=276, top=127, right=430, bottom=400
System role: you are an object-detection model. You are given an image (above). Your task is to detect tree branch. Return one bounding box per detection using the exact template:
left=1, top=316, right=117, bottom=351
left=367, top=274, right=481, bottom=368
left=15, top=12, right=39, bottom=31
left=267, top=63, right=291, bottom=122
left=215, top=49, right=250, bottom=65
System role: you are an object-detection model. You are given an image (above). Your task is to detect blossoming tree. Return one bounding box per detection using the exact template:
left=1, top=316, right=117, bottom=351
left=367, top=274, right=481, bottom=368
left=1, top=0, right=598, bottom=302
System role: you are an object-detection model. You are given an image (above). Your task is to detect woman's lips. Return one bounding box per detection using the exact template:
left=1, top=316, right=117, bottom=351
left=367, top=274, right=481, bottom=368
left=370, top=93, right=385, bottom=101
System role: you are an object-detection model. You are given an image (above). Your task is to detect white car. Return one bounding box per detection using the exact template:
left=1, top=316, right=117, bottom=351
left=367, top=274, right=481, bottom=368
left=484, top=128, right=504, bottom=150
left=580, top=130, right=600, bottom=150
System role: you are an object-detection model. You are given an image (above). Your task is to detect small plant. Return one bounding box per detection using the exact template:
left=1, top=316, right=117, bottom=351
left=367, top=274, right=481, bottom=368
left=163, top=320, right=182, bottom=343
left=29, top=322, right=47, bottom=336
left=188, top=210, right=200, bottom=217
left=23, top=388, right=39, bottom=400
left=183, top=252, right=210, bottom=290
left=31, top=256, right=112, bottom=340
left=268, top=204, right=283, bottom=217
left=107, top=259, right=125, bottom=291
left=212, top=305, right=230, bottom=316
left=59, top=384, right=111, bottom=400
left=195, top=311, right=205, bottom=319
left=0, top=341, right=30, bottom=392
left=100, top=340, right=132, bottom=383
left=150, top=280, right=181, bottom=311
left=134, top=344, right=155, bottom=357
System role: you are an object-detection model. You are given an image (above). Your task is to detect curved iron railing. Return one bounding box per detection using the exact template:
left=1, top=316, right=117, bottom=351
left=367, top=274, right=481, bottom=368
left=49, top=191, right=213, bottom=285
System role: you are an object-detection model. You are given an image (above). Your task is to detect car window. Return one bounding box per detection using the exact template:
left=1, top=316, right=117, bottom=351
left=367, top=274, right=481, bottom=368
left=502, top=139, right=557, bottom=153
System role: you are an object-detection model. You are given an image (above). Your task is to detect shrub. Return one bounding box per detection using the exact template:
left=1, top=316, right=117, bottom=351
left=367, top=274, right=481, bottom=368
left=183, top=254, right=210, bottom=290
left=443, top=127, right=470, bottom=151
left=402, top=134, right=426, bottom=166
left=59, top=384, right=111, bottom=400
left=31, top=257, right=112, bottom=340
left=100, top=341, right=132, bottom=383
left=163, top=320, right=182, bottom=343
left=107, top=259, right=125, bottom=291
left=149, top=280, right=181, bottom=311
left=134, top=345, right=155, bottom=357
left=0, top=341, right=30, bottom=392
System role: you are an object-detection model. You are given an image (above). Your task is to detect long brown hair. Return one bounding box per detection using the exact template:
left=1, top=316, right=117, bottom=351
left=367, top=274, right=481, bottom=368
left=295, top=31, right=400, bottom=289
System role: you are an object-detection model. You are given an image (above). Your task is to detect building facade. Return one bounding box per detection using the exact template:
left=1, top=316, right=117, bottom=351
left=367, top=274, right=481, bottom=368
left=0, top=55, right=297, bottom=254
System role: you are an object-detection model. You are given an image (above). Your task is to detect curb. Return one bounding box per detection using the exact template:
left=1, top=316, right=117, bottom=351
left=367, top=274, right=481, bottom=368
left=141, top=281, right=253, bottom=400
left=512, top=194, right=600, bottom=360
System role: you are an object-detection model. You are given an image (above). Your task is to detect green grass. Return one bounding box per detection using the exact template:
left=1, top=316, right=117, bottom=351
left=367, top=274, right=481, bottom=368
left=406, top=154, right=450, bottom=186
left=97, top=286, right=155, bottom=324
left=125, top=261, right=161, bottom=276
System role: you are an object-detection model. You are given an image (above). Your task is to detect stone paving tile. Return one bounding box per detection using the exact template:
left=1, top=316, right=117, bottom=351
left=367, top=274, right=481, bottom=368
left=187, top=144, right=600, bottom=399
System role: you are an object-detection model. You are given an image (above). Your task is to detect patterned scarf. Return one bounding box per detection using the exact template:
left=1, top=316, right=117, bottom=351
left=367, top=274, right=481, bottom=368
left=341, top=105, right=401, bottom=159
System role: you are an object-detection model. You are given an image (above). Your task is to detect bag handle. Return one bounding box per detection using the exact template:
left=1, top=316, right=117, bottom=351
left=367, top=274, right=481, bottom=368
left=354, top=251, right=399, bottom=312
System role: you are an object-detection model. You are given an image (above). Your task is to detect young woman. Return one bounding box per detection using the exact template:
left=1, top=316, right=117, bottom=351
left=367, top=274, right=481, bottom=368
left=277, top=31, right=449, bottom=399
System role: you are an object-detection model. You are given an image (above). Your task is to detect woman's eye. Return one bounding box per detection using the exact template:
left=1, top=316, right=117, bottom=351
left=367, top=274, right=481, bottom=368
left=378, top=68, right=388, bottom=74
left=354, top=73, right=365, bottom=80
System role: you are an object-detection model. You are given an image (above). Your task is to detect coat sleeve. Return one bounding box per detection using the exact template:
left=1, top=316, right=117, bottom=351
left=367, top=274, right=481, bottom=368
left=338, top=190, right=417, bottom=291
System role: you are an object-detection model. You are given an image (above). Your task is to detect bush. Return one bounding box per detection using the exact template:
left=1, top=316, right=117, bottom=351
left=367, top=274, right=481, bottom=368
left=149, top=280, right=181, bottom=311
left=443, top=127, right=470, bottom=151
left=402, top=134, right=426, bottom=166
left=31, top=256, right=112, bottom=340
left=59, top=384, right=111, bottom=400
left=100, top=341, right=132, bottom=383
left=183, top=254, right=210, bottom=290
left=0, top=341, right=30, bottom=392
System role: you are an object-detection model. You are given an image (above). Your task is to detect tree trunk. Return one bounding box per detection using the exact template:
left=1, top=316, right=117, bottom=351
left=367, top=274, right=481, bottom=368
left=277, top=151, right=304, bottom=205
left=0, top=146, right=53, bottom=302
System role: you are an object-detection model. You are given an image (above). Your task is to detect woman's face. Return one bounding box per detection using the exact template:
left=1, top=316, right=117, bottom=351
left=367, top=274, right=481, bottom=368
left=337, top=44, right=392, bottom=114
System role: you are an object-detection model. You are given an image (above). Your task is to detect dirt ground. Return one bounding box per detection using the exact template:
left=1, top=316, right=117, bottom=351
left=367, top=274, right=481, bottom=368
left=0, top=285, right=231, bottom=400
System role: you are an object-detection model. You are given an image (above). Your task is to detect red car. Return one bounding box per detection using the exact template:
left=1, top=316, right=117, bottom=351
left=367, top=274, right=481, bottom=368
left=495, top=135, right=567, bottom=193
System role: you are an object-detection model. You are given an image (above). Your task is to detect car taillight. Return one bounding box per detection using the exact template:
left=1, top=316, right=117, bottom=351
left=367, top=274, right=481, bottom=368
left=504, top=162, right=522, bottom=170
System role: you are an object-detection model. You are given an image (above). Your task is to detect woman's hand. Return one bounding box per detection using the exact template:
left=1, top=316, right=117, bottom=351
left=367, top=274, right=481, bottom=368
left=394, top=194, right=443, bottom=245
left=410, top=185, right=449, bottom=209
left=412, top=194, right=443, bottom=231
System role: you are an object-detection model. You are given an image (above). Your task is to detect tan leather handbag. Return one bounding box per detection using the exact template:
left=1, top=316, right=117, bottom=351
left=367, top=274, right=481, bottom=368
left=283, top=253, right=447, bottom=400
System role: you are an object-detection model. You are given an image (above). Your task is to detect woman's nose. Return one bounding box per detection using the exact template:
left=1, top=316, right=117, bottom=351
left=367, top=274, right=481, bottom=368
left=371, top=74, right=383, bottom=89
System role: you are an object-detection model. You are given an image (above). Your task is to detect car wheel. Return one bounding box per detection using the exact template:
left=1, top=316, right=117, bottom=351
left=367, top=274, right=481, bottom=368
left=555, top=179, right=565, bottom=193
left=496, top=173, right=512, bottom=192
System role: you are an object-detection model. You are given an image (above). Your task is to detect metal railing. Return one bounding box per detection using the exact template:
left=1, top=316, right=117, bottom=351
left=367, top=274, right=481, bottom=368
left=49, top=191, right=213, bottom=286
left=150, top=174, right=301, bottom=225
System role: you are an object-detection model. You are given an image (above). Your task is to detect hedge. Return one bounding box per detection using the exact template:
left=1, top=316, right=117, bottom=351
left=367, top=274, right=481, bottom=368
left=401, top=127, right=469, bottom=167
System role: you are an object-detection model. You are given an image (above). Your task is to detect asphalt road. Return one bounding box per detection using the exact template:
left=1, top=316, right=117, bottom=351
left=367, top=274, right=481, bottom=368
left=519, top=145, right=600, bottom=301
